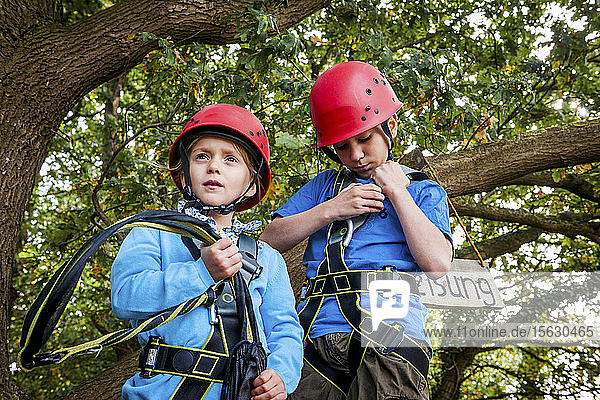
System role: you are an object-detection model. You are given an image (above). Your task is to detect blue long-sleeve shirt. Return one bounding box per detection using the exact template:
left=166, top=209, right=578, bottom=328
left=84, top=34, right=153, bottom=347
left=111, top=226, right=303, bottom=399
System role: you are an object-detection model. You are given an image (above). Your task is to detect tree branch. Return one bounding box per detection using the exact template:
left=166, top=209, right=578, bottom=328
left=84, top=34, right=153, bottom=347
left=455, top=227, right=544, bottom=260
left=0, top=0, right=333, bottom=143
left=432, top=347, right=488, bottom=400
left=422, top=119, right=600, bottom=197
left=507, top=171, right=600, bottom=204
left=452, top=198, right=600, bottom=243
left=390, top=32, right=437, bottom=51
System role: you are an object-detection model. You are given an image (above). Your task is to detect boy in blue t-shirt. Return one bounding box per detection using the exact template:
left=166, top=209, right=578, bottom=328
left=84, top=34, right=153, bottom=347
left=111, top=104, right=303, bottom=400
left=260, top=62, right=453, bottom=400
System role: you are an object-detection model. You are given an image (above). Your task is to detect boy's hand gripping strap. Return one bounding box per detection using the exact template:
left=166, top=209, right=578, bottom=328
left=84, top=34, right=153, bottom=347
left=18, top=210, right=223, bottom=371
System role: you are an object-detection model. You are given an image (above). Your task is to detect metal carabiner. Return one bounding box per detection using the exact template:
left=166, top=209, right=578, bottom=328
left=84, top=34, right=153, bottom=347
left=209, top=303, right=219, bottom=325
left=342, top=219, right=354, bottom=248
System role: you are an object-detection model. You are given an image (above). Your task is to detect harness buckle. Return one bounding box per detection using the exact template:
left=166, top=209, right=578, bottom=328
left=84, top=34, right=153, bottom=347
left=381, top=265, right=400, bottom=280
left=300, top=280, right=312, bottom=301
left=139, top=336, right=163, bottom=378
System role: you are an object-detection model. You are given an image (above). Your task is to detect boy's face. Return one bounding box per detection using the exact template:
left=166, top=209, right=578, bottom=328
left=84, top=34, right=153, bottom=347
left=332, top=125, right=392, bottom=179
left=185, top=136, right=256, bottom=207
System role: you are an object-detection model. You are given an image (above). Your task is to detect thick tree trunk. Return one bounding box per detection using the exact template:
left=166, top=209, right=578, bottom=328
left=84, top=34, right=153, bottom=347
left=0, top=112, right=55, bottom=399
left=432, top=348, right=487, bottom=400
left=61, top=354, right=138, bottom=400
left=0, top=1, right=332, bottom=398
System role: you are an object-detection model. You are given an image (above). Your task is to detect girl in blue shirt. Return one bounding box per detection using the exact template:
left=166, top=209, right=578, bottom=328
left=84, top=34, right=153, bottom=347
left=111, top=104, right=303, bottom=400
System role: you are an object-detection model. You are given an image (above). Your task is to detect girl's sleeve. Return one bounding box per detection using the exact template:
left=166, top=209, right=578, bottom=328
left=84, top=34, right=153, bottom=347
left=258, top=245, right=304, bottom=394
left=110, top=227, right=215, bottom=321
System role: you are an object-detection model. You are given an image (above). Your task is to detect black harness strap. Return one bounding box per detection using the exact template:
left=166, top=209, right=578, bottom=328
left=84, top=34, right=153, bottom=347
left=150, top=283, right=243, bottom=399
left=297, top=167, right=431, bottom=397
left=162, top=232, right=261, bottom=399
left=19, top=210, right=223, bottom=371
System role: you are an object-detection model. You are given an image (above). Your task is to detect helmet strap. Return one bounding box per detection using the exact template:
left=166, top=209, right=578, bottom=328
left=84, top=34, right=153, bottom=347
left=321, top=121, right=395, bottom=163
left=380, top=121, right=395, bottom=161
left=321, top=146, right=342, bottom=164
left=179, top=142, right=195, bottom=201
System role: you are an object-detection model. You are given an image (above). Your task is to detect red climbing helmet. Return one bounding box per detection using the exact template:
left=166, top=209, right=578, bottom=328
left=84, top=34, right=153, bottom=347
left=309, top=61, right=402, bottom=147
left=169, top=104, right=271, bottom=211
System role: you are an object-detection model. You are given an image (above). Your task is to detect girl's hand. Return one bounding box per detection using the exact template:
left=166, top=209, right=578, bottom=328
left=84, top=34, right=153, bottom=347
left=251, top=368, right=287, bottom=400
left=200, top=238, right=242, bottom=282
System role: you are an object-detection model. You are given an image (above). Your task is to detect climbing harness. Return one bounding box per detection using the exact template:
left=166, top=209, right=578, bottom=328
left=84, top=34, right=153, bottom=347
left=19, top=209, right=266, bottom=400
left=297, top=167, right=431, bottom=397
left=135, top=231, right=264, bottom=400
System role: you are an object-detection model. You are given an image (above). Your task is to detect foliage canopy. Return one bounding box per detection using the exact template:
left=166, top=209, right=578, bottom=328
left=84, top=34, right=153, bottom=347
left=10, top=0, right=600, bottom=398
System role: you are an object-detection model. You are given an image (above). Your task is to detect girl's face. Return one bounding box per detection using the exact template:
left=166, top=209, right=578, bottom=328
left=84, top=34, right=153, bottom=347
left=186, top=136, right=256, bottom=209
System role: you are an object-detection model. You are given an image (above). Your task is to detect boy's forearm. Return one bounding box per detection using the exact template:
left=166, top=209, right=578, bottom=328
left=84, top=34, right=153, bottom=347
left=260, top=203, right=335, bottom=253
left=387, top=188, right=452, bottom=279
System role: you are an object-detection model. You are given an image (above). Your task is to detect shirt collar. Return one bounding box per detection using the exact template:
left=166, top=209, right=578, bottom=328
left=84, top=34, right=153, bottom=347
left=177, top=200, right=262, bottom=245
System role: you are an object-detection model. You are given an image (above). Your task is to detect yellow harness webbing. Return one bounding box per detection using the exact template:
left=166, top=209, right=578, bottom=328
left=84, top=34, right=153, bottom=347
left=18, top=210, right=221, bottom=371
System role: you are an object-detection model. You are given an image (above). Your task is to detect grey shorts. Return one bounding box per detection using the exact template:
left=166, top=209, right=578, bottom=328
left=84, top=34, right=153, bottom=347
left=289, top=332, right=430, bottom=400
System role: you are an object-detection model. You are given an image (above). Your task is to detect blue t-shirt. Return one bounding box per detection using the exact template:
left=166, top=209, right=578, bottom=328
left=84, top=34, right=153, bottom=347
left=274, top=169, right=453, bottom=342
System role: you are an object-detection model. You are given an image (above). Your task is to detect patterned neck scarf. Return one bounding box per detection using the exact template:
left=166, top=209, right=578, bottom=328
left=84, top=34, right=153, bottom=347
left=177, top=201, right=263, bottom=248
